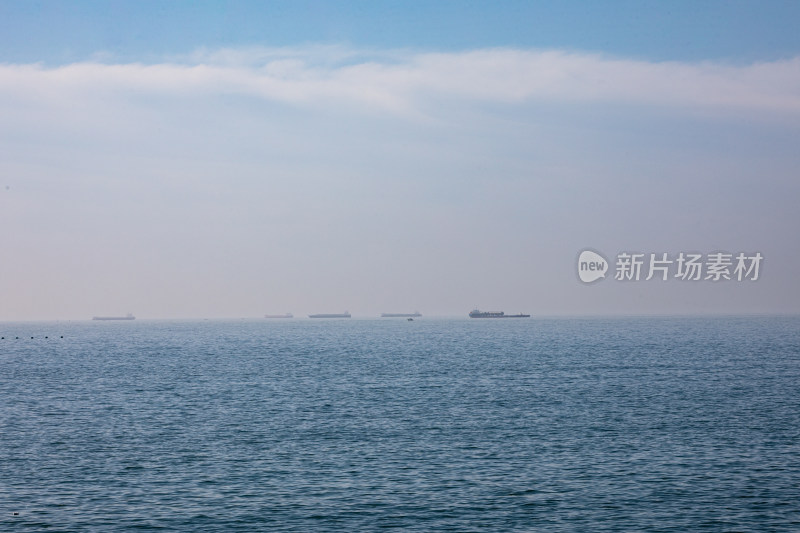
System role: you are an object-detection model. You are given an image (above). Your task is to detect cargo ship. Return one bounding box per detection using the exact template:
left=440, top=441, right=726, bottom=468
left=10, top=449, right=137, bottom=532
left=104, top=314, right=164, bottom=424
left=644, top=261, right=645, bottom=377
left=93, top=313, right=135, bottom=321
left=380, top=312, right=422, bottom=318
left=469, top=309, right=530, bottom=318
left=309, top=312, right=351, bottom=318
left=265, top=313, right=293, bottom=318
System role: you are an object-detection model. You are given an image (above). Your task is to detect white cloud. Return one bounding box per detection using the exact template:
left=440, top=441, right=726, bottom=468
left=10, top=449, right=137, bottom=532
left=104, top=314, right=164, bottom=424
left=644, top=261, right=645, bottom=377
left=2, top=47, right=799, bottom=119
left=1, top=46, right=799, bottom=319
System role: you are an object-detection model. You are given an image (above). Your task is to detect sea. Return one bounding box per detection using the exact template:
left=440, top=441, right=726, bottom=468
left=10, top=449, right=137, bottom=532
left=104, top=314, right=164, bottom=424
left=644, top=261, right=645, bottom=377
left=2, top=316, right=799, bottom=532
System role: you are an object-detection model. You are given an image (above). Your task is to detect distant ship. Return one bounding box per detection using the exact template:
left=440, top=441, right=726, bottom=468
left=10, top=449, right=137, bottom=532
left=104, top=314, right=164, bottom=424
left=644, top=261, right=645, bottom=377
left=265, top=313, right=293, bottom=319
left=381, top=312, right=422, bottom=318
left=93, top=313, right=135, bottom=321
left=309, top=312, right=351, bottom=318
left=469, top=309, right=530, bottom=318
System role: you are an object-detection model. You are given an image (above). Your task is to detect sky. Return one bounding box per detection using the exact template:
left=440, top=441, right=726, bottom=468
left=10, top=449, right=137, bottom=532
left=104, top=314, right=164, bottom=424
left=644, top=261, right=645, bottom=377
left=1, top=1, right=799, bottom=320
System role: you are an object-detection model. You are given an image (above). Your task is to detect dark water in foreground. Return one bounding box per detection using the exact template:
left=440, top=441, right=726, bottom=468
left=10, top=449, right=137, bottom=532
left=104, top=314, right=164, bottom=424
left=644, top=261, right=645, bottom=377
left=2, top=316, right=799, bottom=531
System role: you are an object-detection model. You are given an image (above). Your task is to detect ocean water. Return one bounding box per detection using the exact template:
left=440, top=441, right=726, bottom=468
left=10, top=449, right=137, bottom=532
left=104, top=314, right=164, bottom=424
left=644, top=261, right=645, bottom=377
left=2, top=316, right=799, bottom=531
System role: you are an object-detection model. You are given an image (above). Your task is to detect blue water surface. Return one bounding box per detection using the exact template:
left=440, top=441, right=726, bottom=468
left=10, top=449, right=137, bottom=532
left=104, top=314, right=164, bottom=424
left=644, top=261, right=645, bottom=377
left=2, top=316, right=799, bottom=531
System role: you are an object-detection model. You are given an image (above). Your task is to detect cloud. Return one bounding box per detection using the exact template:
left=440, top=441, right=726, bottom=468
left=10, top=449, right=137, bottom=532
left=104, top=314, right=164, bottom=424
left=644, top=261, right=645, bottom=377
left=2, top=46, right=799, bottom=319
left=2, top=47, right=800, bottom=119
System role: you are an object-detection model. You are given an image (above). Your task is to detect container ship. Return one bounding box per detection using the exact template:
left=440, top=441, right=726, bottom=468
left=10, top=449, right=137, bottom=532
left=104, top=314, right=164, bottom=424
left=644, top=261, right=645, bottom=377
left=93, top=313, right=135, bottom=321
left=265, top=313, right=293, bottom=318
left=469, top=309, right=530, bottom=318
left=380, top=312, right=422, bottom=318
left=309, top=312, right=351, bottom=318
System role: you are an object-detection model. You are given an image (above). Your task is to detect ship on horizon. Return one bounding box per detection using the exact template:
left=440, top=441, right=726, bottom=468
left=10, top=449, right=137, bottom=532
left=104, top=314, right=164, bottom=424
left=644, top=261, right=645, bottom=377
left=309, top=312, right=351, bottom=319
left=380, top=312, right=422, bottom=318
left=93, top=313, right=135, bottom=321
left=265, top=313, right=293, bottom=319
left=469, top=309, right=530, bottom=318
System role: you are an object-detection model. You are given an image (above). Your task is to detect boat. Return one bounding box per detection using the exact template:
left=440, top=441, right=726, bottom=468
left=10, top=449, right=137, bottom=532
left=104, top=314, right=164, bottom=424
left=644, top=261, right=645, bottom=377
left=265, top=313, right=293, bottom=319
left=469, top=309, right=530, bottom=318
left=381, top=312, right=422, bottom=318
left=93, top=313, right=135, bottom=321
left=308, top=312, right=351, bottom=318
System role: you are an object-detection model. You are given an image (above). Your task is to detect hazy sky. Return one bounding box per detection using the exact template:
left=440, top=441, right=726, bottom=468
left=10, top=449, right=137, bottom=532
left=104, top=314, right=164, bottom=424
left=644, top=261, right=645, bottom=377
left=1, top=1, right=799, bottom=319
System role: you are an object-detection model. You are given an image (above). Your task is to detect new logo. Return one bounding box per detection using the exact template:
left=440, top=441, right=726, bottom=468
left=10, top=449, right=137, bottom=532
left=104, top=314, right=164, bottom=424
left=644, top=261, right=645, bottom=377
left=577, top=249, right=608, bottom=283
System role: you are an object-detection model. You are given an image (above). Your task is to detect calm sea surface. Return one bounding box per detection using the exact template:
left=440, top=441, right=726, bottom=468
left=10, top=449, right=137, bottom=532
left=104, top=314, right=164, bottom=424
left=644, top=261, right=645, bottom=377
left=2, top=316, right=799, bottom=531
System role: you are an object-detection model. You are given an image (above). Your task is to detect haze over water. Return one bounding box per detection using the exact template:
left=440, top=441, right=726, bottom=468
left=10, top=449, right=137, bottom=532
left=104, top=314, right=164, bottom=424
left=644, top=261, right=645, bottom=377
left=2, top=3, right=800, bottom=320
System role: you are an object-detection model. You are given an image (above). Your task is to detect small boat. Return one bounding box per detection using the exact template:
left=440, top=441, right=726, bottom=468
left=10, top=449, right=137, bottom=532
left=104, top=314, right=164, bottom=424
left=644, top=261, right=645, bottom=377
left=309, top=312, right=351, bottom=318
left=469, top=309, right=530, bottom=318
